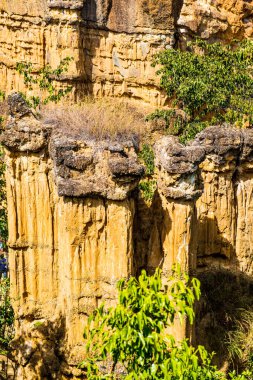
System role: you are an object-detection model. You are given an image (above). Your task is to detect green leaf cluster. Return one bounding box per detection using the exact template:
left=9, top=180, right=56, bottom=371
left=138, top=180, right=157, bottom=202
left=138, top=144, right=155, bottom=176
left=0, top=279, right=14, bottom=355
left=81, top=267, right=233, bottom=379
left=151, top=39, right=253, bottom=143
left=138, top=144, right=157, bottom=202
left=16, top=57, right=74, bottom=109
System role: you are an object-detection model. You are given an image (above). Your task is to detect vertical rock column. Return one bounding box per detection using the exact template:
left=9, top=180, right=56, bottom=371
left=149, top=136, right=205, bottom=341
left=1, top=94, right=144, bottom=378
left=235, top=130, right=253, bottom=274
left=151, top=136, right=205, bottom=274
left=193, top=128, right=242, bottom=268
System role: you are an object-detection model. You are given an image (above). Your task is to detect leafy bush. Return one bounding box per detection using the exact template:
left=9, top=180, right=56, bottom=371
left=80, top=267, right=253, bottom=379
left=151, top=39, right=253, bottom=143
left=16, top=57, right=73, bottom=109
left=81, top=268, right=253, bottom=379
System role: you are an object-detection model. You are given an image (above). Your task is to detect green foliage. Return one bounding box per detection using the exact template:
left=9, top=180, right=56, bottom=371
left=138, top=144, right=157, bottom=202
left=32, top=321, right=44, bottom=329
left=16, top=57, right=74, bottom=109
left=146, top=109, right=185, bottom=136
left=138, top=180, right=157, bottom=202
left=228, top=370, right=253, bottom=380
left=81, top=267, right=228, bottom=379
left=0, top=279, right=14, bottom=355
left=138, top=144, right=155, bottom=176
left=151, top=39, right=253, bottom=143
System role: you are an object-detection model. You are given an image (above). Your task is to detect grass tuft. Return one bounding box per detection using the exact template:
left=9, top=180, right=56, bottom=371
left=41, top=98, right=153, bottom=142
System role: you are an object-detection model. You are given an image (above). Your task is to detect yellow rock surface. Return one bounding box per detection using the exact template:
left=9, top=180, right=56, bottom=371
left=1, top=97, right=253, bottom=378
left=0, top=0, right=251, bottom=104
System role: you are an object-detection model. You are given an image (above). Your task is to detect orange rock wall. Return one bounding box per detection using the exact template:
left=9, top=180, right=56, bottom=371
left=0, top=0, right=252, bottom=104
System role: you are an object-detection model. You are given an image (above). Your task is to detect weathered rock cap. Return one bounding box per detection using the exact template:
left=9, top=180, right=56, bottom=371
left=155, top=126, right=253, bottom=177
left=191, top=126, right=242, bottom=156
left=50, top=132, right=145, bottom=200
left=154, top=135, right=205, bottom=175
left=2, top=93, right=145, bottom=201
left=1, top=93, right=51, bottom=152
left=47, top=0, right=84, bottom=9
left=7, top=93, right=36, bottom=120
left=154, top=135, right=204, bottom=200
left=154, top=126, right=253, bottom=200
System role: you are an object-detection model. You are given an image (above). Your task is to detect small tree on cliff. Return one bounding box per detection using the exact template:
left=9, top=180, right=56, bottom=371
left=148, top=39, right=253, bottom=143
left=81, top=267, right=252, bottom=379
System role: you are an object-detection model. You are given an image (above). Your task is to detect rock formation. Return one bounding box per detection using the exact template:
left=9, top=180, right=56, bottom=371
left=1, top=93, right=253, bottom=378
left=0, top=0, right=253, bottom=377
left=0, top=0, right=252, bottom=104
left=178, top=0, right=253, bottom=42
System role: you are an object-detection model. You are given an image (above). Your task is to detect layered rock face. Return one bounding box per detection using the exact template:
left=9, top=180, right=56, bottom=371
left=0, top=0, right=252, bottom=104
left=2, top=94, right=253, bottom=378
left=178, top=0, right=253, bottom=42
left=0, top=0, right=176, bottom=105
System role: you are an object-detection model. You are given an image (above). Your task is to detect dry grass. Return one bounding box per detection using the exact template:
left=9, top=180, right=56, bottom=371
left=41, top=98, right=154, bottom=141
left=226, top=309, right=253, bottom=370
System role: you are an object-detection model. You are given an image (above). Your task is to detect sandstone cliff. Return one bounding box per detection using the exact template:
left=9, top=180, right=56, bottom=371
left=0, top=0, right=252, bottom=105
left=0, top=0, right=253, bottom=377
left=1, top=94, right=253, bottom=378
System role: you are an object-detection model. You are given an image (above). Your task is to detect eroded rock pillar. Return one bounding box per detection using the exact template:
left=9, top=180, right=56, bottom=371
left=2, top=93, right=144, bottom=378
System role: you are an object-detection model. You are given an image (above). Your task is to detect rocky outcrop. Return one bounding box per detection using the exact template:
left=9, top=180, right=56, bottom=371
left=0, top=0, right=252, bottom=105
left=0, top=0, right=176, bottom=105
left=178, top=0, right=253, bottom=42
left=153, top=127, right=253, bottom=274
left=3, top=94, right=140, bottom=378
left=2, top=94, right=253, bottom=378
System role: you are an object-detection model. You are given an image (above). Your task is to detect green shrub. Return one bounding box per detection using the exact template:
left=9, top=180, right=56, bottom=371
left=16, top=57, right=73, bottom=109
left=80, top=268, right=241, bottom=379
left=81, top=268, right=253, bottom=379
left=151, top=39, right=253, bottom=143
left=138, top=180, right=157, bottom=202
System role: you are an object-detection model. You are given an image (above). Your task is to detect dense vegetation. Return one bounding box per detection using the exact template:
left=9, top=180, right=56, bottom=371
left=81, top=268, right=252, bottom=379
left=149, top=40, right=253, bottom=143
